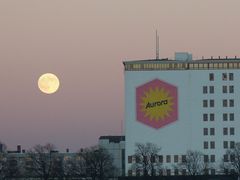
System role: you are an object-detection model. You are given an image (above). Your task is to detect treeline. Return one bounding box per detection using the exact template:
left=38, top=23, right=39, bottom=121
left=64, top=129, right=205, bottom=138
left=0, top=142, right=116, bottom=180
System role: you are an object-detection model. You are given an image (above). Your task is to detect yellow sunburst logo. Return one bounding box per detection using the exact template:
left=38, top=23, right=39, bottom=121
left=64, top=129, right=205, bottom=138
left=140, top=87, right=174, bottom=121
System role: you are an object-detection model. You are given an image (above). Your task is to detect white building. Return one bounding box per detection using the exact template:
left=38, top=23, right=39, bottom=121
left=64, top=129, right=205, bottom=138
left=99, top=136, right=125, bottom=176
left=124, top=53, right=240, bottom=176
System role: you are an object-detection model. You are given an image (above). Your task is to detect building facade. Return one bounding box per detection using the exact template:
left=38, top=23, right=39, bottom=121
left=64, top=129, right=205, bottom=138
left=99, top=136, right=125, bottom=176
left=124, top=53, right=240, bottom=176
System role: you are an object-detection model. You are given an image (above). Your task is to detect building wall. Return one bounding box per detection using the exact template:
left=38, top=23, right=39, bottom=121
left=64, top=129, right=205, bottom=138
left=125, top=68, right=240, bottom=175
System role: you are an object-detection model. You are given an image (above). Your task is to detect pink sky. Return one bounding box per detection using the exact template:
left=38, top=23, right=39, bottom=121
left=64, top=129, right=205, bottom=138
left=0, top=0, right=240, bottom=152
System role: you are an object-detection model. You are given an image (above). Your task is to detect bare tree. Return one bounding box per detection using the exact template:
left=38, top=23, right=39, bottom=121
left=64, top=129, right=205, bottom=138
left=79, top=146, right=115, bottom=180
left=221, top=142, right=240, bottom=177
left=0, top=146, right=8, bottom=180
left=25, top=143, right=58, bottom=180
left=131, top=142, right=162, bottom=176
left=179, top=150, right=208, bottom=175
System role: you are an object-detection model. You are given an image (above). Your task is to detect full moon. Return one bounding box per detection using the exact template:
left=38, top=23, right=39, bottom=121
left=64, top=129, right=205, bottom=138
left=38, top=73, right=60, bottom=94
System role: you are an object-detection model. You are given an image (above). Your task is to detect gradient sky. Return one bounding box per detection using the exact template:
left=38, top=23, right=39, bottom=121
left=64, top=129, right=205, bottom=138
left=1, top=0, right=240, bottom=152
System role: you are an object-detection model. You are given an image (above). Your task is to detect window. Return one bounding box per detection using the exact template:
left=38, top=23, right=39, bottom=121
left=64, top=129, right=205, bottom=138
left=229, top=86, right=234, bottom=93
left=223, top=86, right=227, bottom=93
left=223, top=128, right=228, bottom=135
left=203, top=100, right=208, bottom=107
left=182, top=155, right=186, bottom=163
left=229, top=73, right=234, bottom=81
left=182, top=169, right=187, bottom=175
left=209, top=86, right=214, bottom=93
left=230, top=141, right=235, bottom=149
left=203, top=128, right=208, bottom=135
left=210, top=100, right=214, bottom=107
left=210, top=128, right=215, bottom=135
left=159, top=155, right=163, bottom=163
left=209, top=73, right=214, bottom=81
left=222, top=73, right=227, bottom=80
left=174, top=169, right=179, bottom=175
left=174, top=155, right=178, bottom=163
left=210, top=155, right=215, bottom=162
left=204, top=155, right=209, bottom=163
left=223, top=99, right=228, bottom=107
left=203, top=86, right=208, bottom=94
left=211, top=169, right=216, bottom=175
left=210, top=114, right=214, bottom=121
left=128, top=156, right=132, bottom=163
left=230, top=128, right=234, bottom=135
left=224, top=154, right=229, bottom=162
left=230, top=113, right=234, bottom=121
left=204, top=141, right=208, bottom=149
left=224, top=141, right=228, bottom=149
left=223, top=113, right=228, bottom=121
left=128, top=170, right=132, bottom=176
left=166, top=169, right=171, bottom=176
left=166, top=155, right=171, bottom=163
left=210, top=141, right=215, bottom=149
left=150, top=156, right=156, bottom=163
left=203, top=114, right=208, bottom=121
left=230, top=99, right=234, bottom=107
left=230, top=154, right=235, bottom=162
left=159, top=169, right=163, bottom=176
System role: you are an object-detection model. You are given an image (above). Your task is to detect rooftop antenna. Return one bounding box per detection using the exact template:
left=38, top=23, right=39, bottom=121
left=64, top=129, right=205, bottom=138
left=156, top=30, right=160, bottom=60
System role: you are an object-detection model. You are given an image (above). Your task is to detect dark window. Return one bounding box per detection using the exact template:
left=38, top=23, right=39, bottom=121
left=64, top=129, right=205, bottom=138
left=150, top=156, right=156, bottom=163
left=136, top=169, right=141, bottom=176
left=223, top=128, right=228, bottom=135
left=159, top=169, right=163, bottom=176
left=210, top=100, right=214, bottom=107
left=210, top=155, right=215, bottom=162
left=182, top=155, right=186, bottom=163
left=136, top=156, right=140, bottom=163
left=210, top=141, right=215, bottom=149
left=203, top=100, right=208, bottom=107
left=209, top=73, right=214, bottom=81
left=159, top=155, right=163, bottom=163
left=204, top=141, right=208, bottom=149
left=128, top=170, right=132, bottom=176
left=211, top=169, right=216, bottom=175
left=230, top=113, right=234, bottom=121
left=203, top=128, right=208, bottom=135
left=229, top=73, right=234, bottom=81
left=166, top=169, right=171, bottom=175
left=230, top=99, right=234, bottom=107
left=203, top=114, right=208, bottom=121
left=224, top=141, right=228, bottom=149
left=210, top=113, right=214, bottom=121
left=224, top=154, right=229, bottom=162
left=223, top=113, right=228, bottom=121
left=230, top=128, right=234, bottom=135
left=222, top=73, right=227, bottom=80
left=223, top=99, right=228, bottom=107
left=204, top=155, right=209, bottom=163
left=174, top=155, right=178, bottom=163
left=229, top=86, right=234, bottom=93
left=210, top=128, right=215, bottom=135
left=230, top=154, right=235, bottom=162
left=128, top=156, right=132, bottom=163
left=182, top=169, right=187, bottom=175
left=230, top=141, right=235, bottom=149
left=174, top=169, right=179, bottom=175
left=209, top=86, right=214, bottom=93
left=203, top=86, right=208, bottom=94
left=223, top=86, right=227, bottom=93
left=166, top=155, right=171, bottom=163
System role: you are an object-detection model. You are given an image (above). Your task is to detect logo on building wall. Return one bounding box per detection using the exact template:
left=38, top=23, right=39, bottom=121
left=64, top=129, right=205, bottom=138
left=136, top=79, right=178, bottom=129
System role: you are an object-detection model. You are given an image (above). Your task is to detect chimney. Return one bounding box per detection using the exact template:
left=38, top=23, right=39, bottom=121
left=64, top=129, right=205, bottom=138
left=66, top=148, right=69, bottom=153
left=17, top=145, right=21, bottom=153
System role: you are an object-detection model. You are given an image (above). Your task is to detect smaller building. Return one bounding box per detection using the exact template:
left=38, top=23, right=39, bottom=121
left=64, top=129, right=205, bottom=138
left=99, top=136, right=125, bottom=176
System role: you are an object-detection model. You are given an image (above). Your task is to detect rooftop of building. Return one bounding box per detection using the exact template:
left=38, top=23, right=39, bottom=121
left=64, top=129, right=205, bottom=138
left=99, top=136, right=125, bottom=143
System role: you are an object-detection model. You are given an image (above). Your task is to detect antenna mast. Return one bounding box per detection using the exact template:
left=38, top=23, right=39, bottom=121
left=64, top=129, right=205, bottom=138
left=156, top=30, right=160, bottom=60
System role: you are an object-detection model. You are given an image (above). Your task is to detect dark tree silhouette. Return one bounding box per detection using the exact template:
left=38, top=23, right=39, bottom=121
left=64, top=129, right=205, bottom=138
left=131, top=142, right=162, bottom=176
left=79, top=146, right=115, bottom=180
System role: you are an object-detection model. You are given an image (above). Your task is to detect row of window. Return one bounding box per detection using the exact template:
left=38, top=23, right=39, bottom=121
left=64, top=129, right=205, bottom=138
left=223, top=141, right=235, bottom=149
left=209, top=73, right=234, bottom=81
left=203, top=85, right=234, bottom=94
left=203, top=128, right=235, bottom=136
left=203, top=140, right=235, bottom=149
left=203, top=99, right=234, bottom=107
left=125, top=62, right=240, bottom=71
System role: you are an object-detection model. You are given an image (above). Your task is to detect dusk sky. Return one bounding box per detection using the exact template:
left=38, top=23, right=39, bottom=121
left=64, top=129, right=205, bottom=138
left=1, top=0, right=240, bottom=152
